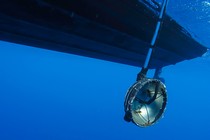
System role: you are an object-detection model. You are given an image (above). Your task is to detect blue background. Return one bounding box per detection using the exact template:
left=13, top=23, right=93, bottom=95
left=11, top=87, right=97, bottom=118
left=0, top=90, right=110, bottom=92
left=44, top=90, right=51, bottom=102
left=0, top=0, right=210, bottom=139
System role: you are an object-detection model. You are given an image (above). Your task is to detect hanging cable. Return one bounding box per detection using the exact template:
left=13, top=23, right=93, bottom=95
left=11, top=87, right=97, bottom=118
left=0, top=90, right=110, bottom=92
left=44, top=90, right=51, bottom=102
left=137, top=0, right=169, bottom=81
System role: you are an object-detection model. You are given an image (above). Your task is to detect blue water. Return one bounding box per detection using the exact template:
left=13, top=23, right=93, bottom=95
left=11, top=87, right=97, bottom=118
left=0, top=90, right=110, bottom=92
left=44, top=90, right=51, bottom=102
left=0, top=0, right=210, bottom=140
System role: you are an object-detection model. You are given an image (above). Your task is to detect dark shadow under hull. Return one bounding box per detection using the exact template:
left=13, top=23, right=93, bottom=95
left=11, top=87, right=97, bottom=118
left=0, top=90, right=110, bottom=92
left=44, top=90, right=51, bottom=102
left=0, top=0, right=207, bottom=68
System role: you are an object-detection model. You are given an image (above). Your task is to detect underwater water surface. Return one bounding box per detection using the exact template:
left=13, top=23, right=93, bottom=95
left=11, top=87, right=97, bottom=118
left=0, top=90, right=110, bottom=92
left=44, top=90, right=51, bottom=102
left=0, top=0, right=210, bottom=140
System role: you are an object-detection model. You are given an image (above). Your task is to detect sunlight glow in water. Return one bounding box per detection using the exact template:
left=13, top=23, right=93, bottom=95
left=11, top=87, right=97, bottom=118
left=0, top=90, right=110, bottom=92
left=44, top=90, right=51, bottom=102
left=202, top=1, right=210, bottom=7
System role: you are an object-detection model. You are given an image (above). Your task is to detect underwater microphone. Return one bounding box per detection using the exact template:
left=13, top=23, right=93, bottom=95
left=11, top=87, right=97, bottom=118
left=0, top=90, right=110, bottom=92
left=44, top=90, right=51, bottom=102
left=124, top=0, right=168, bottom=127
left=124, top=78, right=167, bottom=127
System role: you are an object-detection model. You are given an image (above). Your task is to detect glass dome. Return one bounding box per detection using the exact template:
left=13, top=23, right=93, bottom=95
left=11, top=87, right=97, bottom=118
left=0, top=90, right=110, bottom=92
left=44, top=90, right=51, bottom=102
left=124, top=78, right=167, bottom=127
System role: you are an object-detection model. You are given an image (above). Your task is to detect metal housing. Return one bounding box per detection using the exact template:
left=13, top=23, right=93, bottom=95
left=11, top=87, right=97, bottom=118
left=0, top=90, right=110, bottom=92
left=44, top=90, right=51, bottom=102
left=124, top=78, right=167, bottom=127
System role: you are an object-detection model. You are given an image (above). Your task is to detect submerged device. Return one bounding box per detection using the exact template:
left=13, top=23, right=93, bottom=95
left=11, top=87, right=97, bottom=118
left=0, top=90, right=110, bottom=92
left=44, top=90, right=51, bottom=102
left=124, top=0, right=168, bottom=127
left=124, top=78, right=167, bottom=127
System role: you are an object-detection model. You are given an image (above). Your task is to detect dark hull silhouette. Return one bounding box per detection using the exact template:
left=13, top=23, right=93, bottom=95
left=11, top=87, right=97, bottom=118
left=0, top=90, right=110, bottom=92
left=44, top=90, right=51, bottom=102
left=0, top=0, right=207, bottom=68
